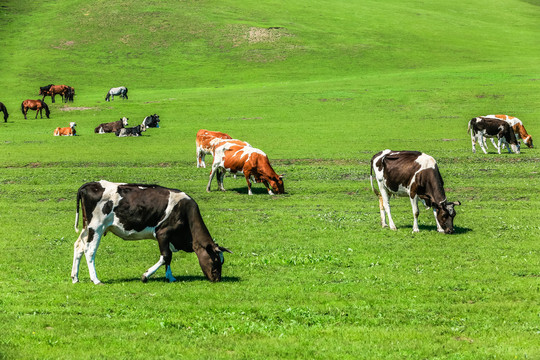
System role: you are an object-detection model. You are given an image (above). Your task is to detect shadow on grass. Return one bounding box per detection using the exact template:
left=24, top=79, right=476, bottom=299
left=104, top=275, right=241, bottom=284
left=402, top=224, right=473, bottom=234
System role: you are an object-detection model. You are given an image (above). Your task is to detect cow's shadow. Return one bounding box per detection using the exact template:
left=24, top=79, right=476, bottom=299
left=402, top=224, right=473, bottom=234
left=104, top=275, right=241, bottom=284
left=223, top=187, right=270, bottom=195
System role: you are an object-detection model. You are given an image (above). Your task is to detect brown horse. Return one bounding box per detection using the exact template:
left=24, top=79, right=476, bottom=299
left=0, top=102, right=8, bottom=122
left=40, top=84, right=69, bottom=103
left=21, top=99, right=50, bottom=119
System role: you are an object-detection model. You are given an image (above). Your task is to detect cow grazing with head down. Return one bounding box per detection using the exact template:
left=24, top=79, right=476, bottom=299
left=142, top=114, right=160, bottom=128
left=95, top=117, right=128, bottom=134
left=71, top=180, right=232, bottom=284
left=370, top=150, right=460, bottom=234
left=484, top=114, right=533, bottom=150
left=54, top=122, right=76, bottom=136
left=207, top=142, right=284, bottom=195
left=468, top=117, right=520, bottom=154
left=115, top=124, right=146, bottom=137
left=196, top=129, right=233, bottom=168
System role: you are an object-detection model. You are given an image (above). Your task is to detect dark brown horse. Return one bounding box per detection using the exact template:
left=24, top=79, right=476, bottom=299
left=40, top=84, right=69, bottom=103
left=0, top=102, right=8, bottom=122
left=21, top=99, right=50, bottom=119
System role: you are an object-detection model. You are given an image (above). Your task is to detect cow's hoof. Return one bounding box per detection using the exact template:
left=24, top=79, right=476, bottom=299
left=71, top=278, right=79, bottom=284
left=141, top=275, right=148, bottom=283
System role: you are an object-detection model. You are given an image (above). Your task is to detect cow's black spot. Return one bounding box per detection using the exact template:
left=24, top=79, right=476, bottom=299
left=102, top=200, right=113, bottom=215
left=88, top=228, right=95, bottom=243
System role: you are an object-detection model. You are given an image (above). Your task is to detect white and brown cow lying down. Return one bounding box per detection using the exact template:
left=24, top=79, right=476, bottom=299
left=468, top=117, right=520, bottom=154
left=370, top=150, right=460, bottom=234
left=71, top=180, right=231, bottom=284
left=94, top=117, right=128, bottom=134
left=53, top=122, right=76, bottom=136
left=483, top=114, right=533, bottom=150
left=196, top=129, right=233, bottom=168
left=115, top=123, right=146, bottom=137
left=207, top=142, right=284, bottom=195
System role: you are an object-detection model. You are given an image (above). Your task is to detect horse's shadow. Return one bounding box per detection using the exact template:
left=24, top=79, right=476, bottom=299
left=103, top=275, right=241, bottom=284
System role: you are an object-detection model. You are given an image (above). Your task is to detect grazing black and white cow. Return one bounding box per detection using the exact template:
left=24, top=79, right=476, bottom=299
left=115, top=124, right=146, bottom=137
left=370, top=150, right=461, bottom=234
left=468, top=117, right=520, bottom=154
left=95, top=117, right=128, bottom=134
left=71, top=180, right=231, bottom=284
left=142, top=114, right=160, bottom=128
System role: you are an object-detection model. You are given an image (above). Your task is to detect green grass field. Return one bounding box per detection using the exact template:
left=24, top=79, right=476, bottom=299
left=1, top=0, right=539, bottom=358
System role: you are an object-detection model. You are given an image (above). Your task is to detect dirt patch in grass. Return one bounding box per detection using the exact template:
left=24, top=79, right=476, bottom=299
left=59, top=107, right=95, bottom=111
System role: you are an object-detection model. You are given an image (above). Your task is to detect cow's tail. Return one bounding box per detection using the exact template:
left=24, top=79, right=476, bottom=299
left=467, top=118, right=474, bottom=134
left=369, top=159, right=380, bottom=196
left=74, top=187, right=82, bottom=233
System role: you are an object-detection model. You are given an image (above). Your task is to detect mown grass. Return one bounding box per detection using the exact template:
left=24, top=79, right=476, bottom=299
left=1, top=0, right=539, bottom=359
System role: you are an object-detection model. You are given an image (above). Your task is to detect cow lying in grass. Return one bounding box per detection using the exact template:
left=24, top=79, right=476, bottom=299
left=71, top=180, right=232, bottom=284
left=115, top=124, right=146, bottom=137
left=53, top=122, right=76, bottom=136
left=142, top=114, right=160, bottom=128
left=95, top=117, right=128, bottom=134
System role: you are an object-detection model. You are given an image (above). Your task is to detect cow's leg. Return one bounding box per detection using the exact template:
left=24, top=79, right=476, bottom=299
left=206, top=165, right=220, bottom=192
left=378, top=185, right=396, bottom=230
left=245, top=173, right=253, bottom=195
left=489, top=138, right=498, bottom=150
left=217, top=169, right=226, bottom=191
left=71, top=229, right=88, bottom=283
left=410, top=196, right=420, bottom=233
left=83, top=228, right=104, bottom=284
left=262, top=180, right=274, bottom=195
left=142, top=240, right=174, bottom=282
left=470, top=131, right=477, bottom=153
left=478, top=135, right=488, bottom=154
left=432, top=209, right=444, bottom=233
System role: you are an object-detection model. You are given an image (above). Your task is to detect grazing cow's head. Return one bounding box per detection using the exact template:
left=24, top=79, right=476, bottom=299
left=121, top=117, right=129, bottom=126
left=197, top=243, right=232, bottom=282
left=434, top=200, right=461, bottom=234
left=524, top=135, right=533, bottom=148
left=269, top=175, right=285, bottom=194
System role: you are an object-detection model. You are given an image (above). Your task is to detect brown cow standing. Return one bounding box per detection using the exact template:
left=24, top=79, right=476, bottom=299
left=207, top=142, right=284, bottom=195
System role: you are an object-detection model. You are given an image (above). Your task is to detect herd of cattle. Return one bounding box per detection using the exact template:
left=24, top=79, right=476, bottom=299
left=1, top=85, right=536, bottom=283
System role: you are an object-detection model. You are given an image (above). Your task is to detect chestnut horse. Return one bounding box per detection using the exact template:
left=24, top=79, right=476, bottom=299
left=0, top=102, right=8, bottom=122
left=40, top=84, right=69, bottom=103
left=21, top=99, right=50, bottom=119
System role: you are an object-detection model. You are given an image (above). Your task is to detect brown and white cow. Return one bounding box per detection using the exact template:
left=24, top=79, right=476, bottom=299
left=468, top=117, right=520, bottom=154
left=207, top=142, right=284, bottom=195
left=370, top=150, right=460, bottom=234
left=484, top=114, right=533, bottom=150
left=71, top=180, right=231, bottom=284
left=95, top=117, right=128, bottom=134
left=53, top=122, right=76, bottom=136
left=196, top=129, right=233, bottom=168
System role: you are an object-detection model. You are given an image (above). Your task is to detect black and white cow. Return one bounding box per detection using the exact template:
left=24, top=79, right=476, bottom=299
left=71, top=180, right=231, bottom=284
left=115, top=124, right=146, bottom=137
left=370, top=150, right=461, bottom=234
left=468, top=117, right=520, bottom=154
left=142, top=114, right=160, bottom=128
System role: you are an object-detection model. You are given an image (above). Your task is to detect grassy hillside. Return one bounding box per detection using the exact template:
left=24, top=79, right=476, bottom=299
left=0, top=0, right=539, bottom=359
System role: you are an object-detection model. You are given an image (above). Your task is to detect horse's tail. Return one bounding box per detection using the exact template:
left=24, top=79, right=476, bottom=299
left=21, top=101, right=25, bottom=115
left=42, top=101, right=50, bottom=118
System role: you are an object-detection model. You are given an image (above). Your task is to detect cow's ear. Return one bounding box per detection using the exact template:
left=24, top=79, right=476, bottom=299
left=217, top=245, right=233, bottom=254
left=279, top=174, right=284, bottom=180
left=452, top=201, right=461, bottom=206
